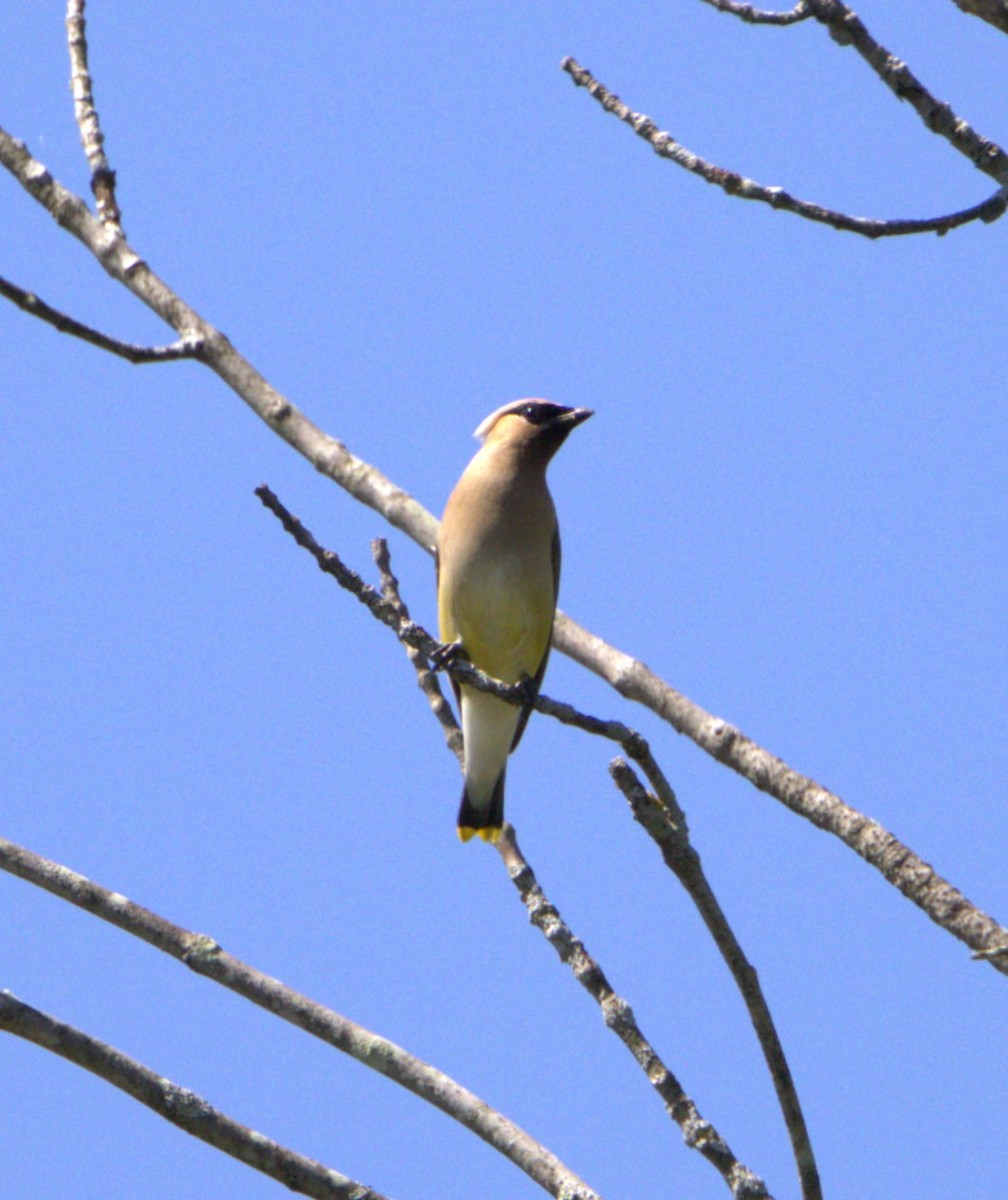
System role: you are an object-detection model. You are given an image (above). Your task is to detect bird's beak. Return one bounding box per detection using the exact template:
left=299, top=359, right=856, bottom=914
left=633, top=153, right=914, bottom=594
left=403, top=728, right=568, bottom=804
left=558, top=407, right=594, bottom=429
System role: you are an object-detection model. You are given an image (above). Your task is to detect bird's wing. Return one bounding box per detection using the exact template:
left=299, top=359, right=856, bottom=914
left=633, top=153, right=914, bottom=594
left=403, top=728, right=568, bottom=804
left=510, top=526, right=560, bottom=752
left=435, top=546, right=463, bottom=712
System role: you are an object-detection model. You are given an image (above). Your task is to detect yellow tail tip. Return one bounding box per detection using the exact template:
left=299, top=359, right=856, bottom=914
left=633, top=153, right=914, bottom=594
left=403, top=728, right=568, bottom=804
left=457, top=825, right=503, bottom=844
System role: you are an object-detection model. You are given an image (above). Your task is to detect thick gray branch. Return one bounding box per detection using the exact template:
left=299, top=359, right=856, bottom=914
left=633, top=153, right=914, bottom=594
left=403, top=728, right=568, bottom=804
left=556, top=620, right=1008, bottom=974
left=0, top=127, right=435, bottom=552
left=0, top=990, right=384, bottom=1200
left=0, top=839, right=600, bottom=1200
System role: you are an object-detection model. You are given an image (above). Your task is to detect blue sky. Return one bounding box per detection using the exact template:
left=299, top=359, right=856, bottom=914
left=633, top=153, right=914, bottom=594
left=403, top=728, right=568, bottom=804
left=2, top=3, right=1006, bottom=1198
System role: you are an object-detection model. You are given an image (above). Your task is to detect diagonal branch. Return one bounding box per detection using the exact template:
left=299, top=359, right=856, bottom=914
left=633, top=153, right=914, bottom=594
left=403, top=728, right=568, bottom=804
left=803, top=0, right=1008, bottom=182
left=0, top=840, right=600, bottom=1200
left=66, top=0, right=122, bottom=231
left=556, top=618, right=1008, bottom=974
left=564, top=609, right=1008, bottom=974
left=496, top=828, right=773, bottom=1200
left=703, top=0, right=1008, bottom=183
left=609, top=761, right=820, bottom=1200
left=0, top=274, right=203, bottom=363
left=950, top=0, right=1008, bottom=34
left=2, top=130, right=1005, bottom=974
left=0, top=990, right=384, bottom=1200
left=560, top=57, right=1008, bottom=239
left=0, top=126, right=440, bottom=552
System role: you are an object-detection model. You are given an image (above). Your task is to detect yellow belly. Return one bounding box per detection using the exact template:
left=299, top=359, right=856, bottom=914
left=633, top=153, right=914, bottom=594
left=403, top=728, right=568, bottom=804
left=444, top=556, right=553, bottom=683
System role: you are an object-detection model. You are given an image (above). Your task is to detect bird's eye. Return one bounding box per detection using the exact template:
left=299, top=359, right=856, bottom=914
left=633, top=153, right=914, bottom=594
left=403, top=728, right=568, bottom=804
left=519, top=402, right=566, bottom=425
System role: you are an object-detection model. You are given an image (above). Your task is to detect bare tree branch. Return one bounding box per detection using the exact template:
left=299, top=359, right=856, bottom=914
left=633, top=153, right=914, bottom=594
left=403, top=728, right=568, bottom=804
left=0, top=839, right=600, bottom=1200
left=950, top=0, right=1008, bottom=34
left=556, top=620, right=1008, bottom=975
left=0, top=274, right=202, bottom=362
left=560, top=57, right=1008, bottom=239
left=0, top=990, right=387, bottom=1200
left=267, top=500, right=823, bottom=1200
left=703, top=0, right=1008, bottom=183
left=609, top=761, right=821, bottom=1200
left=2, top=130, right=1004, bottom=975
left=699, top=0, right=811, bottom=24
left=496, top=827, right=773, bottom=1200
left=801, top=0, right=1008, bottom=182
left=0, top=126, right=439, bottom=547
left=65, top=0, right=122, bottom=231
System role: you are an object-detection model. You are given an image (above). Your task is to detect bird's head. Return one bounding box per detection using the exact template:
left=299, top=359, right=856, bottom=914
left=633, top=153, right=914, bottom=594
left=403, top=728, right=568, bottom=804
left=474, top=399, right=593, bottom=463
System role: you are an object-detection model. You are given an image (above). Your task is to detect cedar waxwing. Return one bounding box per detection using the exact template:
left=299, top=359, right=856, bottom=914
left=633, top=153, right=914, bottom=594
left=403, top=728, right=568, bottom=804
left=437, top=398, right=593, bottom=842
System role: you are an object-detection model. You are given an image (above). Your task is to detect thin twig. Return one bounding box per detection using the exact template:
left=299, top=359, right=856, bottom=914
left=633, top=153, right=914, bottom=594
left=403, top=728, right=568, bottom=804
left=700, top=0, right=812, bottom=24
left=496, top=828, right=773, bottom=1200
left=609, top=761, right=821, bottom=1200
left=2, top=129, right=1004, bottom=973
left=561, top=57, right=1008, bottom=239
left=0, top=990, right=383, bottom=1200
left=66, top=0, right=122, bottom=231
left=0, top=840, right=600, bottom=1200
left=0, top=275, right=203, bottom=363
left=372, top=539, right=463, bottom=764
left=275, top=508, right=820, bottom=1198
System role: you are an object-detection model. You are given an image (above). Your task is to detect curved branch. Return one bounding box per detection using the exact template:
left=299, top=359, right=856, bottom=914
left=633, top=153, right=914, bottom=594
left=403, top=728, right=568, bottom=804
left=700, top=0, right=812, bottom=24
left=560, top=57, right=1008, bottom=238
left=0, top=991, right=386, bottom=1200
left=0, top=840, right=600, bottom=1200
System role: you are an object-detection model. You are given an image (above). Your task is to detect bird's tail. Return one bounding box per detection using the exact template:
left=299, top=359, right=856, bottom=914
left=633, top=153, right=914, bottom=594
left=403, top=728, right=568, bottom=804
left=457, top=770, right=505, bottom=843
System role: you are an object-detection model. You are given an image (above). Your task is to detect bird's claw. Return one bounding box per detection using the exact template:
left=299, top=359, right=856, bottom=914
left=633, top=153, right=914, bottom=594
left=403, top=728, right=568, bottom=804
left=430, top=640, right=465, bottom=672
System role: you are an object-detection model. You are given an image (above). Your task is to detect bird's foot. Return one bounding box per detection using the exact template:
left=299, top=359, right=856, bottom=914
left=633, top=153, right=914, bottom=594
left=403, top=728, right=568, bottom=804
left=430, top=639, right=465, bottom=672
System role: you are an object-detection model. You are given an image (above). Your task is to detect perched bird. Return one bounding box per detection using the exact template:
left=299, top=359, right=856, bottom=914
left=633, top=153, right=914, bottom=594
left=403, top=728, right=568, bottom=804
left=437, top=398, right=593, bottom=842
